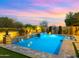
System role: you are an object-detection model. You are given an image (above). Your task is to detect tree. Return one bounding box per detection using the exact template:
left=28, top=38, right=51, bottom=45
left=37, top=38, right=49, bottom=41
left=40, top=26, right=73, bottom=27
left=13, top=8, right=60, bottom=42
left=25, top=24, right=31, bottom=27
left=65, top=12, right=74, bottom=26
left=14, top=22, right=23, bottom=28
left=58, top=26, right=62, bottom=34
left=49, top=26, right=52, bottom=32
left=0, top=17, right=24, bottom=28
left=0, top=17, right=14, bottom=28
left=18, top=28, right=25, bottom=36
left=24, top=24, right=36, bottom=30
left=65, top=12, right=79, bottom=26
left=72, top=12, right=79, bottom=26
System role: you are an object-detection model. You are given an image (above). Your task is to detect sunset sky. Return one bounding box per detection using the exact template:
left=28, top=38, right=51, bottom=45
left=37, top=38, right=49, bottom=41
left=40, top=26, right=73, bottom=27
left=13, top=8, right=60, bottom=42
left=0, top=0, right=79, bottom=26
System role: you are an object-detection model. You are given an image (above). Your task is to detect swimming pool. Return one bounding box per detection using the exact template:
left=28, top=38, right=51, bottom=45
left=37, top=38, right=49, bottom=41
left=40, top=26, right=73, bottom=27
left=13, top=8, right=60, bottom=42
left=13, top=33, right=65, bottom=55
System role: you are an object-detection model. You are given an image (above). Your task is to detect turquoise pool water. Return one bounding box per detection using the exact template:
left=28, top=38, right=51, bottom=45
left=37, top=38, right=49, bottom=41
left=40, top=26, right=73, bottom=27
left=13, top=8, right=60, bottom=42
left=13, top=33, right=64, bottom=55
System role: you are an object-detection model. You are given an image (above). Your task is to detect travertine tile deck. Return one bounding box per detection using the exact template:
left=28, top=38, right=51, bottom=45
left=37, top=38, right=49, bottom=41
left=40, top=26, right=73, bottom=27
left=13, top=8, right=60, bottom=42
left=74, top=36, right=79, bottom=42
left=74, top=42, right=79, bottom=50
left=60, top=40, right=76, bottom=58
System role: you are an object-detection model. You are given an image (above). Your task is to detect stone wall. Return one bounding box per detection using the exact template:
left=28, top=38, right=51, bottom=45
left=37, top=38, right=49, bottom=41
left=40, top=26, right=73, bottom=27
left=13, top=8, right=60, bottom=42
left=0, top=31, right=19, bottom=44
left=61, top=26, right=79, bottom=35
left=50, top=26, right=79, bottom=35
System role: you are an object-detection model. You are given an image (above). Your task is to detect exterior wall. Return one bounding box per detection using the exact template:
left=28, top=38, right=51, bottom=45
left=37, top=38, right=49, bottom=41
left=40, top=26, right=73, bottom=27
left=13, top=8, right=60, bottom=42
left=0, top=31, right=19, bottom=44
left=61, top=26, right=79, bottom=35
left=51, top=26, right=79, bottom=35
left=0, top=32, right=6, bottom=43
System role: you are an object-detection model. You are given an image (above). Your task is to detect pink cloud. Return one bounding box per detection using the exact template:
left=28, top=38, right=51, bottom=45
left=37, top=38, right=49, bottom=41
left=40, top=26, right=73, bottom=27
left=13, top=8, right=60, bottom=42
left=0, top=9, right=66, bottom=26
left=33, top=0, right=76, bottom=5
left=48, top=22, right=65, bottom=26
left=0, top=9, right=65, bottom=18
left=32, top=0, right=79, bottom=10
left=0, top=6, right=79, bottom=19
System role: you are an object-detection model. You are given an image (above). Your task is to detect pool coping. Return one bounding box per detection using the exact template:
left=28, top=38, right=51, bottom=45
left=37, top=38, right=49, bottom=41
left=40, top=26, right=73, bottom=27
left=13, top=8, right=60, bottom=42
left=0, top=39, right=77, bottom=58
left=0, top=35, right=77, bottom=58
left=0, top=44, right=60, bottom=58
left=60, top=40, right=76, bottom=58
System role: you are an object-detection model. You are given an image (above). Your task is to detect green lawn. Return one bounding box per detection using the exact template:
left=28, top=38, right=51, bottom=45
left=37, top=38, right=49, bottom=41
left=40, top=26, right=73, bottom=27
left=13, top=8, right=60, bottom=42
left=0, top=47, right=31, bottom=58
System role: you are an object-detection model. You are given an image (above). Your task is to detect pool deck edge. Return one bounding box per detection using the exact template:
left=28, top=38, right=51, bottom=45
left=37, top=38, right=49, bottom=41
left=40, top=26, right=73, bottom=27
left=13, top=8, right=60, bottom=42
left=60, top=40, right=76, bottom=58
left=0, top=40, right=77, bottom=58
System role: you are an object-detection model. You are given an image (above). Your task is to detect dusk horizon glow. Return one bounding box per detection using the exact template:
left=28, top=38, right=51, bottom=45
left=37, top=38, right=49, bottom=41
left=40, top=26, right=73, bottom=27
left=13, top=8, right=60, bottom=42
left=0, top=0, right=79, bottom=26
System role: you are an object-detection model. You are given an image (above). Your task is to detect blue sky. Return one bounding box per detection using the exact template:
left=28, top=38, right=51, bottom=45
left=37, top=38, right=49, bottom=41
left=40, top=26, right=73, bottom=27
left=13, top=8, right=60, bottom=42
left=0, top=0, right=79, bottom=26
